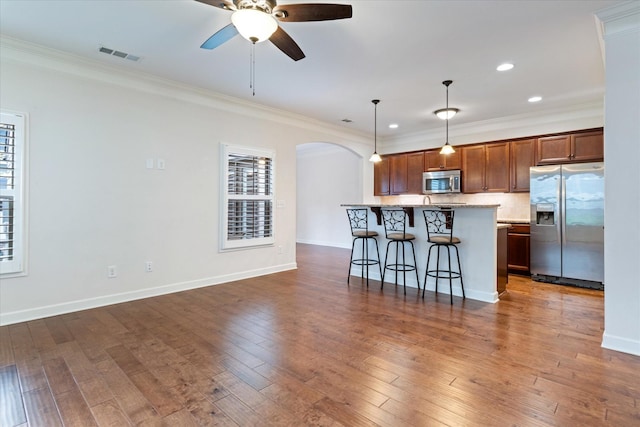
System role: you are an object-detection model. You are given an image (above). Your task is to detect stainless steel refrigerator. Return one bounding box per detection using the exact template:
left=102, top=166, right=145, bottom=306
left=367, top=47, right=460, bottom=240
left=530, top=162, right=604, bottom=289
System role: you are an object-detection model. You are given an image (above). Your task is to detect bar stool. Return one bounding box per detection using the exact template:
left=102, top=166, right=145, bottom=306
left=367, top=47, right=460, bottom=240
left=346, top=208, right=382, bottom=287
left=380, top=209, right=420, bottom=294
left=423, top=209, right=465, bottom=304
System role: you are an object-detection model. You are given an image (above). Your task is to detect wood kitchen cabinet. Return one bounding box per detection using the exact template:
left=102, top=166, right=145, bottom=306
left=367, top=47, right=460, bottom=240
left=424, top=149, right=461, bottom=171
left=497, top=226, right=509, bottom=295
left=462, top=142, right=510, bottom=193
left=536, top=129, right=603, bottom=164
left=375, top=152, right=424, bottom=195
left=510, top=139, right=536, bottom=192
left=507, top=224, right=530, bottom=275
left=406, top=152, right=425, bottom=194
left=390, top=154, right=408, bottom=194
left=373, top=156, right=390, bottom=196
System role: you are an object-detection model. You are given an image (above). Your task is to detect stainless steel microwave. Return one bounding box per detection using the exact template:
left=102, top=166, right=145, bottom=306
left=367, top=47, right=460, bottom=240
left=423, top=170, right=461, bottom=194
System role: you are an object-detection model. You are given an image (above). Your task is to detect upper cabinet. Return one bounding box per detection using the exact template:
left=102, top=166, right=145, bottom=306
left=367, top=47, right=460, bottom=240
left=424, top=149, right=462, bottom=171
left=536, top=129, right=603, bottom=165
left=510, top=139, right=536, bottom=192
left=406, top=152, right=425, bottom=194
left=373, top=128, right=602, bottom=196
left=373, top=156, right=390, bottom=196
left=462, top=142, right=510, bottom=193
left=374, top=152, right=424, bottom=196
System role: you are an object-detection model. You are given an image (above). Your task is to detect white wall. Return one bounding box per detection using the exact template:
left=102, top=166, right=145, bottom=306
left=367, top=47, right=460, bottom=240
left=0, top=39, right=371, bottom=324
left=296, top=143, right=362, bottom=248
left=598, top=2, right=640, bottom=356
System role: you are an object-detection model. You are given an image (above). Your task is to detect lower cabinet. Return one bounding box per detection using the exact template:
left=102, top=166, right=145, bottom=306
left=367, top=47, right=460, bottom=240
left=507, top=224, right=530, bottom=274
left=497, top=226, right=508, bottom=295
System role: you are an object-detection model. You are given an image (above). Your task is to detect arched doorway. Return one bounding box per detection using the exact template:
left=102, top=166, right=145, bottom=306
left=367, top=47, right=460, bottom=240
left=296, top=142, right=363, bottom=249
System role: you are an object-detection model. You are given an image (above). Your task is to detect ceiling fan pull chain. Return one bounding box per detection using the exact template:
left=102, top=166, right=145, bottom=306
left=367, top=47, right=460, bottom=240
left=250, top=41, right=256, bottom=96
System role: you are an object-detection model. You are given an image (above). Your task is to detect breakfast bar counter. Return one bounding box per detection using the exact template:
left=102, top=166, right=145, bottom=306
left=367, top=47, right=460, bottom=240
left=342, top=203, right=501, bottom=303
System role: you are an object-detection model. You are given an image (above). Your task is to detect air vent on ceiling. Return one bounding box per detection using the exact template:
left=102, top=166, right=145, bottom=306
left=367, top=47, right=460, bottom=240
left=99, top=46, right=140, bottom=62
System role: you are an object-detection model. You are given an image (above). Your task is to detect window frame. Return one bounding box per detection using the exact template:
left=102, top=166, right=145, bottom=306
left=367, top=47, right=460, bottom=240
left=220, top=143, right=275, bottom=251
left=0, top=111, right=27, bottom=276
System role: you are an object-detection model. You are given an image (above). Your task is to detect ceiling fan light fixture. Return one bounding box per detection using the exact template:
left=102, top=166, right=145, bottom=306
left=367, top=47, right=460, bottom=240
left=231, top=9, right=278, bottom=43
left=434, top=108, right=459, bottom=120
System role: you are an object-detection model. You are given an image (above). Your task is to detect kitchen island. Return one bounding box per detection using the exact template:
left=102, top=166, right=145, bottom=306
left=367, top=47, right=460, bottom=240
left=342, top=203, right=502, bottom=303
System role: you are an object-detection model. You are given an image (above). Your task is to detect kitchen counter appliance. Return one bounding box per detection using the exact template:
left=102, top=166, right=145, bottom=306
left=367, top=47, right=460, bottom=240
left=423, top=170, right=461, bottom=194
left=529, top=162, right=604, bottom=289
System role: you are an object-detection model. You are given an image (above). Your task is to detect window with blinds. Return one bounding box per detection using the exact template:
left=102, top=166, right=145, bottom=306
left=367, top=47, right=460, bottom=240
left=221, top=144, right=275, bottom=250
left=1, top=112, right=25, bottom=275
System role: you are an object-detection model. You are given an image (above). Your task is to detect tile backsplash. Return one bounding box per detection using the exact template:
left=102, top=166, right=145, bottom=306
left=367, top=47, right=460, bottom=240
left=381, top=192, right=531, bottom=222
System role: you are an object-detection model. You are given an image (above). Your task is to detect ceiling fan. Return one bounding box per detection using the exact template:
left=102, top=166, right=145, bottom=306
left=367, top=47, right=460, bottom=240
left=195, top=0, right=353, bottom=61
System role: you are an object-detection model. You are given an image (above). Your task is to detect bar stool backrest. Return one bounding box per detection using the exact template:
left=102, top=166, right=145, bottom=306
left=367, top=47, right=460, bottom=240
left=424, top=209, right=456, bottom=243
left=346, top=208, right=371, bottom=237
left=381, top=209, right=410, bottom=239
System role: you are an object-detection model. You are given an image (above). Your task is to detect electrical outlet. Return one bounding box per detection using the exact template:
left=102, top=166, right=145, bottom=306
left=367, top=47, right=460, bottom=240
left=278, top=245, right=283, bottom=254
left=145, top=261, right=153, bottom=272
left=157, top=159, right=165, bottom=170
left=107, top=265, right=117, bottom=278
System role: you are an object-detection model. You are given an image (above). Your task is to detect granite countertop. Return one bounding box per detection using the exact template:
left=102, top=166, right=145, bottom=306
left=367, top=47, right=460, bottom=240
left=342, top=203, right=500, bottom=209
left=497, top=218, right=530, bottom=224
left=496, top=223, right=512, bottom=230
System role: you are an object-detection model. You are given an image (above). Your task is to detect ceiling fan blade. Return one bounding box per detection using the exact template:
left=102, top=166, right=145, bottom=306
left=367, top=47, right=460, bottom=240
left=200, top=23, right=239, bottom=49
left=193, top=0, right=236, bottom=11
left=269, top=26, right=305, bottom=61
left=273, top=3, right=353, bottom=22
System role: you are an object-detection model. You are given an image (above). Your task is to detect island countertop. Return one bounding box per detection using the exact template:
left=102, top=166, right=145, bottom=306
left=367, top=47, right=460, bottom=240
left=341, top=202, right=501, bottom=303
left=341, top=203, right=500, bottom=209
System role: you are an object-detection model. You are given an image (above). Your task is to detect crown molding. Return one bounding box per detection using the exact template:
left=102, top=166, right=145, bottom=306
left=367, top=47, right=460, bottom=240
left=382, top=101, right=603, bottom=154
left=0, top=36, right=370, bottom=144
left=596, top=1, right=640, bottom=37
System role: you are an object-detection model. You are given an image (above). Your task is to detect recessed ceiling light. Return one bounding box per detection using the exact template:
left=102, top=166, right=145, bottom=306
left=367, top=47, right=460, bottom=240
left=497, top=63, right=514, bottom=71
left=389, top=123, right=399, bottom=129
left=528, top=96, right=542, bottom=103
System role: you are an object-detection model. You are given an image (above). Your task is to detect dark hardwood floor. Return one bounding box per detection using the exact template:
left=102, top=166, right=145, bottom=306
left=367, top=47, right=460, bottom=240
left=1, top=243, right=639, bottom=426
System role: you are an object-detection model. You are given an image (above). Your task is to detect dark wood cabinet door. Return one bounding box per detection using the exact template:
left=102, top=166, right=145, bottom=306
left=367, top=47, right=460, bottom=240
left=373, top=157, right=390, bottom=196
left=461, top=145, right=486, bottom=193
left=444, top=150, right=462, bottom=170
left=510, top=139, right=536, bottom=192
left=508, top=233, right=530, bottom=273
left=390, top=154, right=408, bottom=194
left=572, top=130, right=603, bottom=162
left=536, top=135, right=571, bottom=164
left=407, top=152, right=424, bottom=194
left=484, top=142, right=510, bottom=192
left=497, top=227, right=509, bottom=295
left=424, top=150, right=442, bottom=171
left=425, top=149, right=461, bottom=171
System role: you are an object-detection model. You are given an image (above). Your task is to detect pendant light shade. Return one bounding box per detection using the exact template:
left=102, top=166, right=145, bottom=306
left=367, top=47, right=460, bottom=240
left=439, top=80, right=456, bottom=155
left=369, top=99, right=382, bottom=163
left=231, top=9, right=278, bottom=43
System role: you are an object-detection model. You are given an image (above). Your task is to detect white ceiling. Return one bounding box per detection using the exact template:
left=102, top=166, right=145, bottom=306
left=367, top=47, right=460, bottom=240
left=0, top=0, right=622, bottom=138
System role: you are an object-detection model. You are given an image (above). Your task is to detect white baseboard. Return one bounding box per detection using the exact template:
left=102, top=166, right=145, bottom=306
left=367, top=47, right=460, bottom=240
left=296, top=239, right=351, bottom=249
left=602, top=332, right=640, bottom=356
left=0, top=262, right=297, bottom=326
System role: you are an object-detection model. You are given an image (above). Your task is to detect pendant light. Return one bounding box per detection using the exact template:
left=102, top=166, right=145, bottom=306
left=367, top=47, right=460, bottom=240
left=439, top=80, right=456, bottom=155
left=369, top=99, right=382, bottom=163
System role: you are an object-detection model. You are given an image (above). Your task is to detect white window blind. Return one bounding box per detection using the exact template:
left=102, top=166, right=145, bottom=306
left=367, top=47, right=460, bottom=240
left=0, top=112, right=25, bottom=275
left=221, top=144, right=275, bottom=250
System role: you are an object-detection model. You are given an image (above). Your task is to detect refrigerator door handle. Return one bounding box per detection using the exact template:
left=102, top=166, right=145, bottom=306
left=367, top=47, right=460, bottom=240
left=561, top=176, right=566, bottom=245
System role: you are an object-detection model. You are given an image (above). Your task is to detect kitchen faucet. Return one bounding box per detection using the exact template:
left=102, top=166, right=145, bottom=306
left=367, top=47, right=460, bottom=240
left=423, top=195, right=431, bottom=205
